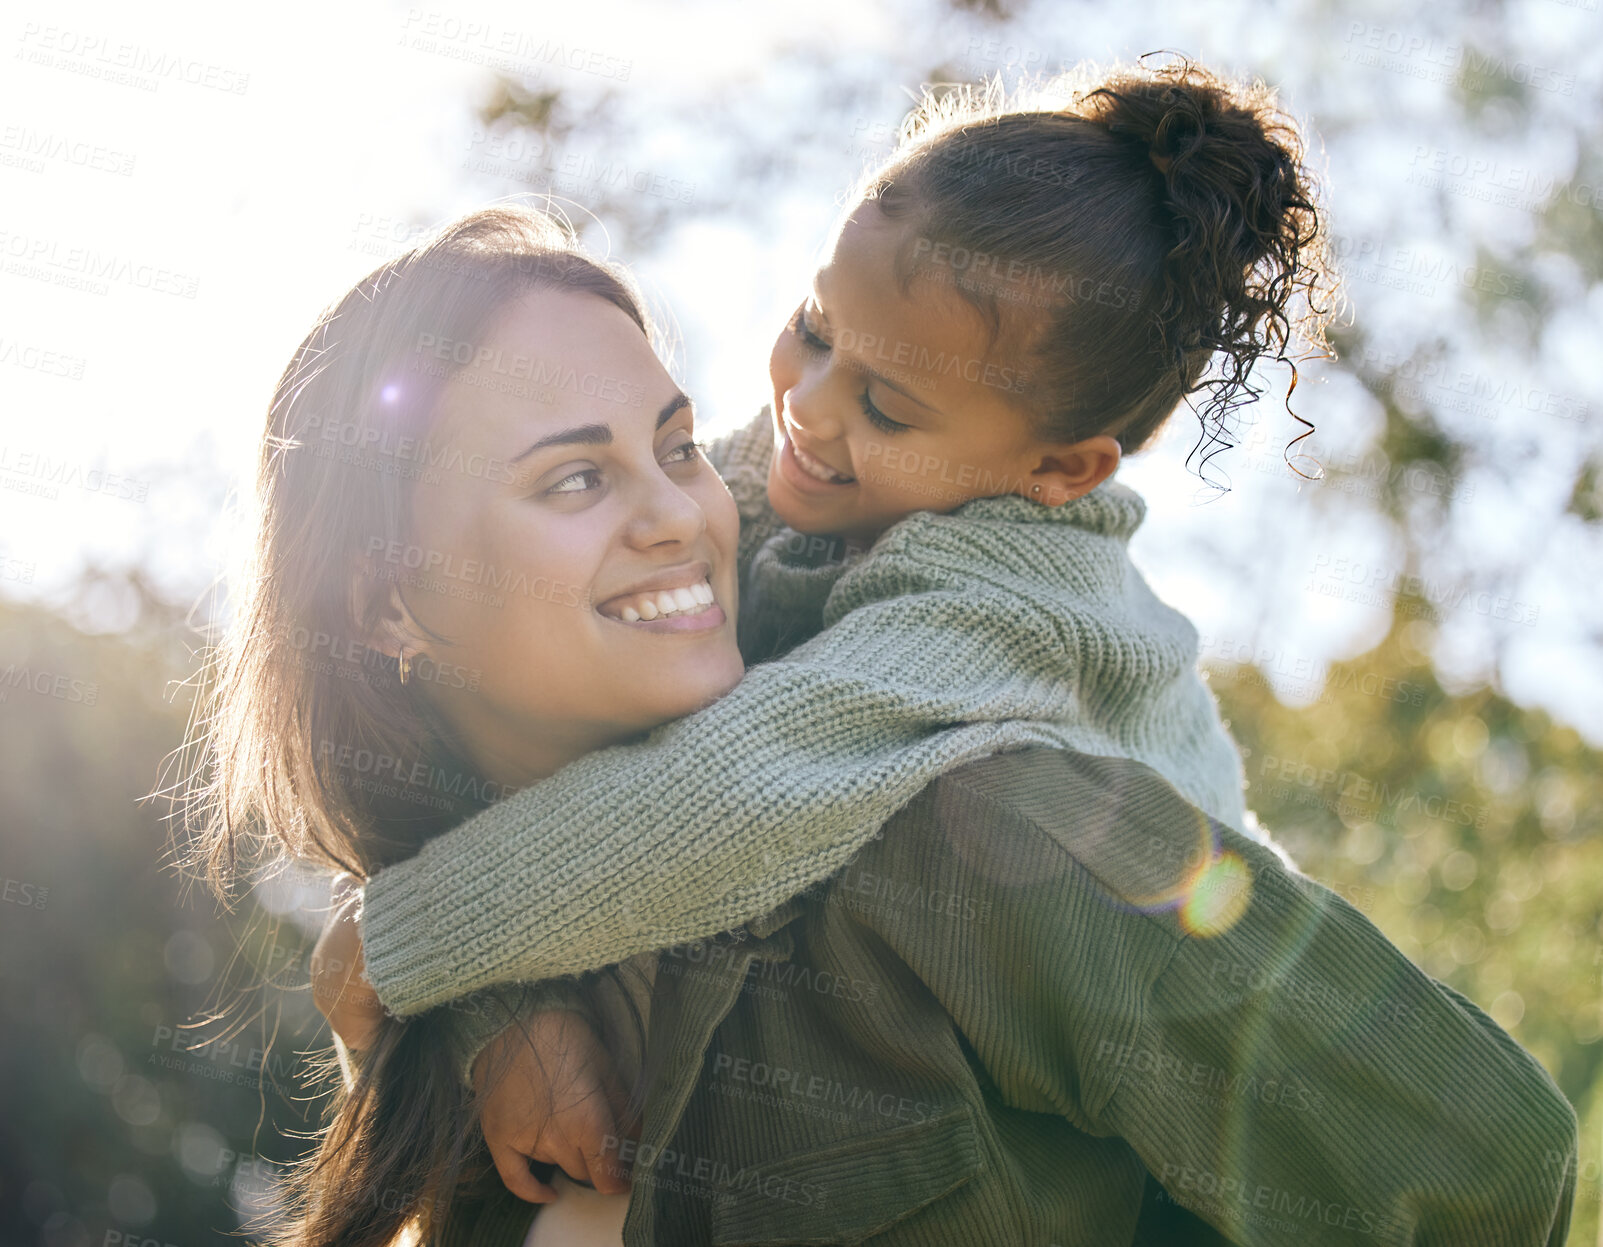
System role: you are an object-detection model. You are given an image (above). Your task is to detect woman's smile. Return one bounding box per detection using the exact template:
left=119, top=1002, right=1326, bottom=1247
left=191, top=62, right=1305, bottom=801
left=594, top=563, right=726, bottom=631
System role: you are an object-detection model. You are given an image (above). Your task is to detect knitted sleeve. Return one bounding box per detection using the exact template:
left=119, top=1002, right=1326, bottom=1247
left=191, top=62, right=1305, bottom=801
left=360, top=556, right=1074, bottom=1015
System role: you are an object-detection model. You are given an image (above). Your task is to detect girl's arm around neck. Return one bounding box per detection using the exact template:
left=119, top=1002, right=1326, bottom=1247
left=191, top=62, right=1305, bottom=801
left=360, top=560, right=1079, bottom=1015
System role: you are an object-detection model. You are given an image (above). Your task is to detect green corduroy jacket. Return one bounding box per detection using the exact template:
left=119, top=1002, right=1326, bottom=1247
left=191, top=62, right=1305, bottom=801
left=435, top=747, right=1577, bottom=1246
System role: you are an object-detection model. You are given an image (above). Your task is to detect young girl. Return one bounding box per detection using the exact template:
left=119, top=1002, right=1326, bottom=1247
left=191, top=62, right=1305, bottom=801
left=348, top=57, right=1328, bottom=1016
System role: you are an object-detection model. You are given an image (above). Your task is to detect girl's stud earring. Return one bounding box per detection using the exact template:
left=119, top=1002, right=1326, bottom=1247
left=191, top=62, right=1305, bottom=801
left=1030, top=484, right=1042, bottom=497
left=398, top=648, right=412, bottom=685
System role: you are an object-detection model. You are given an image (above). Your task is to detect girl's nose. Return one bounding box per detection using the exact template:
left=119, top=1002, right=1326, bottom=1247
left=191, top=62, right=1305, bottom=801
left=782, top=367, right=847, bottom=443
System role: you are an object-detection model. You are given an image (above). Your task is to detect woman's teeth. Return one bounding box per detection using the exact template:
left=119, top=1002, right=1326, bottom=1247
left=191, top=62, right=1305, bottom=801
left=792, top=440, right=854, bottom=484
left=607, top=578, right=716, bottom=622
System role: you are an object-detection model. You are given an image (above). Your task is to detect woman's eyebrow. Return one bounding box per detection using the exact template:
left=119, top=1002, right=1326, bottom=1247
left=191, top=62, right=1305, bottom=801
left=512, top=422, right=610, bottom=462
left=511, top=392, right=691, bottom=463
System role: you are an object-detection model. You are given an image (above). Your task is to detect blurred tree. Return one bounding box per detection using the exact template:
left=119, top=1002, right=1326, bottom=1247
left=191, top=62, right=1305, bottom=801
left=0, top=581, right=327, bottom=1247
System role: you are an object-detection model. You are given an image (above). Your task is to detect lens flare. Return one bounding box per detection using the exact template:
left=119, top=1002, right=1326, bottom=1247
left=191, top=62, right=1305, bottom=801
left=1179, top=850, right=1253, bottom=937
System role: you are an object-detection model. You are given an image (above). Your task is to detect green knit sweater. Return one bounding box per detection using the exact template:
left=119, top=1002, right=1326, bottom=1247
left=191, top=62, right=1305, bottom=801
left=362, top=410, right=1259, bottom=1014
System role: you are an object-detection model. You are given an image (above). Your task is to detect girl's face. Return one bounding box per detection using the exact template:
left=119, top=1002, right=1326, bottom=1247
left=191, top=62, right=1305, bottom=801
left=378, top=289, right=744, bottom=788
left=767, top=198, right=1082, bottom=545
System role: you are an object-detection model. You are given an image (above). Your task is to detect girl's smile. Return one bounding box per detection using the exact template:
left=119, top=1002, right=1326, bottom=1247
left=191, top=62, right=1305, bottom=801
left=766, top=199, right=1119, bottom=546
left=775, top=420, right=858, bottom=492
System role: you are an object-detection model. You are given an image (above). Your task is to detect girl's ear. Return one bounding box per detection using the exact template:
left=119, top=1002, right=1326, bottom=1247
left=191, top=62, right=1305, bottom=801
left=1023, top=435, right=1122, bottom=506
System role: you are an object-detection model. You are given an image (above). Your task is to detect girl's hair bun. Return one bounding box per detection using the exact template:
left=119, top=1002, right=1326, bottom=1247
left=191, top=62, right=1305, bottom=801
left=865, top=55, right=1338, bottom=480
left=1080, top=56, right=1337, bottom=467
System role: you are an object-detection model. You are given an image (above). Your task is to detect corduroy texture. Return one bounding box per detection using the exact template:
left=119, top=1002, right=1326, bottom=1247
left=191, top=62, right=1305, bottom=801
left=433, top=750, right=1578, bottom=1246
left=364, top=409, right=1261, bottom=1014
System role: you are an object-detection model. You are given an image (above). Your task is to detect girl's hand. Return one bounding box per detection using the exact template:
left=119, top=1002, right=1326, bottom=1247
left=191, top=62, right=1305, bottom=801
left=473, top=1009, right=637, bottom=1203
left=311, top=873, right=385, bottom=1049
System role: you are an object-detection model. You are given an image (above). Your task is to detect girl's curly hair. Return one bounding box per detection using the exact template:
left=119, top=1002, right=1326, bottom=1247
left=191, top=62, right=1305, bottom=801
left=864, top=55, right=1338, bottom=483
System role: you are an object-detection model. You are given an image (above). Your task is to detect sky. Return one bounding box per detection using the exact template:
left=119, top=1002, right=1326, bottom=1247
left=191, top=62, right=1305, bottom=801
left=2, top=0, right=1601, bottom=740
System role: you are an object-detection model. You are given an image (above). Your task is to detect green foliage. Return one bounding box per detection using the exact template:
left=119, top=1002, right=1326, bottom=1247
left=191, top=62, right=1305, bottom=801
left=1211, top=602, right=1603, bottom=1243
left=0, top=591, right=327, bottom=1245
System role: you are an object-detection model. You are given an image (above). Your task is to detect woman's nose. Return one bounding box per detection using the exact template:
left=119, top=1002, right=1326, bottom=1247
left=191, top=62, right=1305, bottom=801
left=625, top=466, right=707, bottom=549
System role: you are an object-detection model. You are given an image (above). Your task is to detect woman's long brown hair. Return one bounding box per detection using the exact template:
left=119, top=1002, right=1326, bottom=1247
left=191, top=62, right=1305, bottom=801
left=177, top=204, right=651, bottom=1245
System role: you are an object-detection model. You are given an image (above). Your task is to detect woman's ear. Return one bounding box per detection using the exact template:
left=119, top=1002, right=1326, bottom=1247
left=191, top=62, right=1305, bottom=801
left=349, top=566, right=429, bottom=665
left=1022, top=435, right=1122, bottom=506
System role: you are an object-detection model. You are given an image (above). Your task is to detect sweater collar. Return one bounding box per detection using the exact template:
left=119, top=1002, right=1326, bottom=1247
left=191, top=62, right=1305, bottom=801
left=941, top=477, right=1147, bottom=544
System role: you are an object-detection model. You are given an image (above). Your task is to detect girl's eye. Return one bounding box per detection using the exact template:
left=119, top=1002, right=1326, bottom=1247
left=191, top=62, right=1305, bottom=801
left=790, top=304, right=831, bottom=353
left=547, top=468, right=602, bottom=495
left=860, top=391, right=911, bottom=434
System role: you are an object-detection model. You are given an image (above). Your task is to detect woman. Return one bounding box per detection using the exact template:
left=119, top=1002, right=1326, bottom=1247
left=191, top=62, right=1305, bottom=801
left=185, top=203, right=737, bottom=1244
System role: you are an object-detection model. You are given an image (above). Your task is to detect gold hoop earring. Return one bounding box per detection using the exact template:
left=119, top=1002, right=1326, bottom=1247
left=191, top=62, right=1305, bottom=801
left=398, top=648, right=412, bottom=685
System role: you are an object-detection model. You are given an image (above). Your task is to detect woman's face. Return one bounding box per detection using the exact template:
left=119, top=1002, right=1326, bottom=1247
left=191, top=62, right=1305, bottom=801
left=379, top=288, right=743, bottom=787
left=766, top=197, right=1050, bottom=546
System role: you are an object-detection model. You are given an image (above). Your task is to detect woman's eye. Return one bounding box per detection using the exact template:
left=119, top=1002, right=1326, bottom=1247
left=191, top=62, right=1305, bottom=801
left=790, top=304, right=831, bottom=353
left=547, top=468, right=602, bottom=495
left=859, top=392, right=911, bottom=434
left=662, top=440, right=706, bottom=466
